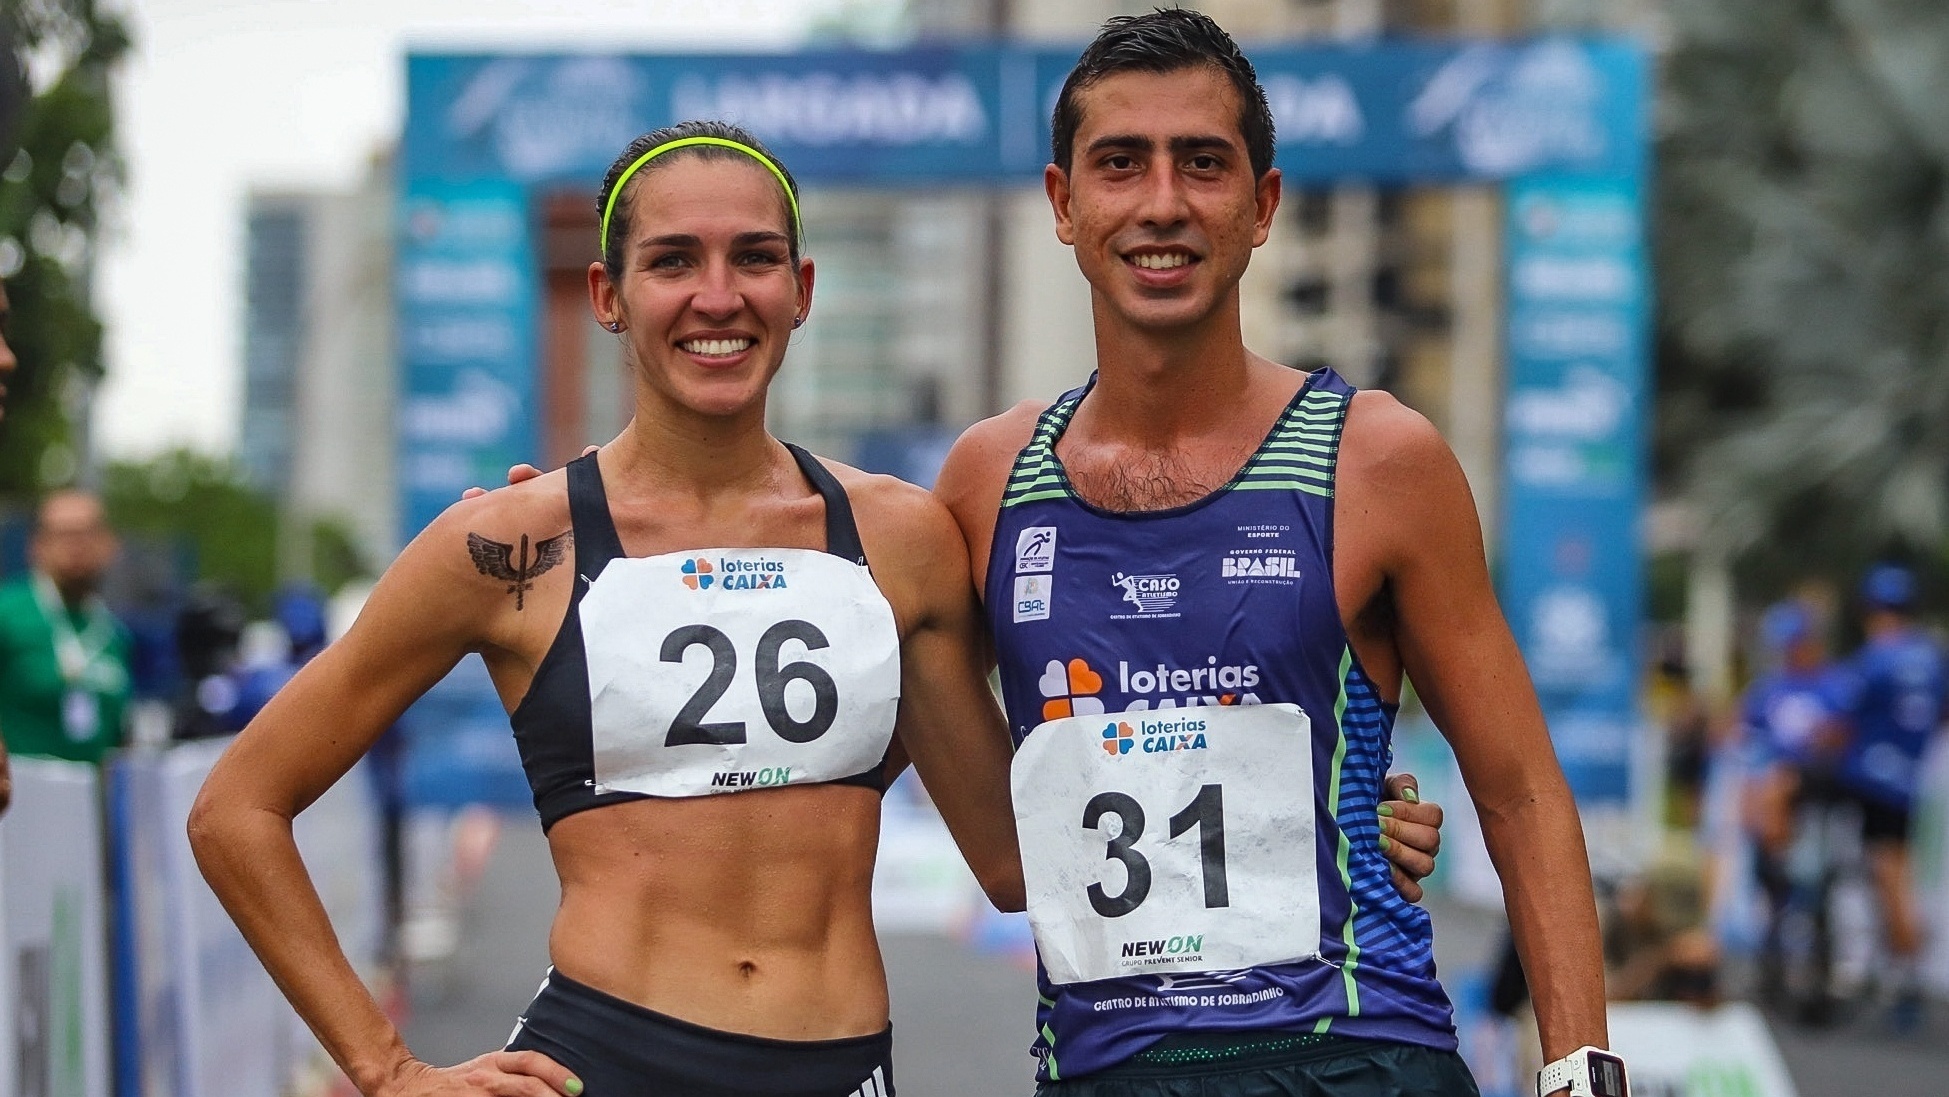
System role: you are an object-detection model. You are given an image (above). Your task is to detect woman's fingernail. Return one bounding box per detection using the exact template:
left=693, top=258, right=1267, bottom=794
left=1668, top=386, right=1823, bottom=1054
left=1378, top=804, right=1395, bottom=817
left=1401, top=786, right=1420, bottom=804
left=566, top=1078, right=584, bottom=1096
left=1379, top=834, right=1392, bottom=852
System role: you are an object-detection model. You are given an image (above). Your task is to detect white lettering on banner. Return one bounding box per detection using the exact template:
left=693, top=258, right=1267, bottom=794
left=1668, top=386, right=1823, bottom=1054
left=402, top=370, right=519, bottom=445
left=1505, top=365, right=1629, bottom=441
left=1408, top=42, right=1608, bottom=175
left=400, top=259, right=521, bottom=305
left=1011, top=703, right=1319, bottom=985
left=1263, top=74, right=1364, bottom=145
left=492, top=59, right=643, bottom=179
left=671, top=72, right=989, bottom=146
left=1512, top=255, right=1635, bottom=303
left=406, top=316, right=518, bottom=362
left=1513, top=311, right=1631, bottom=358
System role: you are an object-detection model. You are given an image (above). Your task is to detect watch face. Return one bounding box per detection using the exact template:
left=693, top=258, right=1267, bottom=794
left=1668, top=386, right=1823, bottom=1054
left=1589, top=1051, right=1629, bottom=1097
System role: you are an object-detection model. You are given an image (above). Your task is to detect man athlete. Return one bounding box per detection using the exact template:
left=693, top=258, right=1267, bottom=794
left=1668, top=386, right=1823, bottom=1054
left=932, top=11, right=1615, bottom=1095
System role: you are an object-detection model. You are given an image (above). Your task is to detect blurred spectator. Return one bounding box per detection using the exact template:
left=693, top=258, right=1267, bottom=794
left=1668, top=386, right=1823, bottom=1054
left=1604, top=842, right=1721, bottom=1006
left=170, top=584, right=244, bottom=739
left=1733, top=598, right=1850, bottom=995
left=1653, top=641, right=1713, bottom=830
left=0, top=490, right=134, bottom=765
left=1826, top=564, right=1947, bottom=1030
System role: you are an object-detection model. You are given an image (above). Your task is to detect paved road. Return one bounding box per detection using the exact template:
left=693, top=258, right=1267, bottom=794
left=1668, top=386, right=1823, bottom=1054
left=401, top=822, right=1948, bottom=1096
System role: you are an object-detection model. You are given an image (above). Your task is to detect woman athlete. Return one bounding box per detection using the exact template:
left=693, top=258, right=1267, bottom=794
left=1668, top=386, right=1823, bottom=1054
left=190, top=121, right=1444, bottom=1097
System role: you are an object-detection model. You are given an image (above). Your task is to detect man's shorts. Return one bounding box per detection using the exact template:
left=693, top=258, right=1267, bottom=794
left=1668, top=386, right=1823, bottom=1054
left=1035, top=1031, right=1479, bottom=1097
left=505, top=968, right=894, bottom=1096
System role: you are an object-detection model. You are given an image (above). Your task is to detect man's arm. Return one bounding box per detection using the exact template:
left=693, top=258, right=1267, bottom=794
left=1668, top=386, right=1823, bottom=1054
left=1345, top=394, right=1608, bottom=1065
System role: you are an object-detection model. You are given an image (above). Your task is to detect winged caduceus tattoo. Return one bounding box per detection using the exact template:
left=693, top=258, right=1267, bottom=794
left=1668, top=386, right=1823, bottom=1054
left=467, top=530, right=573, bottom=610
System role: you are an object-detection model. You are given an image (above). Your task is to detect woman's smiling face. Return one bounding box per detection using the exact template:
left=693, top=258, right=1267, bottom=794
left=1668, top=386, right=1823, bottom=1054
left=592, top=154, right=812, bottom=422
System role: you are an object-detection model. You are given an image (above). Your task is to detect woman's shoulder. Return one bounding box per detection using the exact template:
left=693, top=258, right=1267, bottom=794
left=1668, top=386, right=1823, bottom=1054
left=397, top=467, right=577, bottom=579
left=810, top=457, right=966, bottom=567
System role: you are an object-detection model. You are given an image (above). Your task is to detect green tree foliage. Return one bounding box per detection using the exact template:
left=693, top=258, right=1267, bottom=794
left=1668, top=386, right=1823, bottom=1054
left=0, top=0, right=128, bottom=498
left=100, top=450, right=279, bottom=610
left=1657, top=0, right=1949, bottom=589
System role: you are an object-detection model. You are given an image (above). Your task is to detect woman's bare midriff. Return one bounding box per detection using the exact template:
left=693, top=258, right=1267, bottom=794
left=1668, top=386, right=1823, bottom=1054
left=543, top=782, right=889, bottom=1041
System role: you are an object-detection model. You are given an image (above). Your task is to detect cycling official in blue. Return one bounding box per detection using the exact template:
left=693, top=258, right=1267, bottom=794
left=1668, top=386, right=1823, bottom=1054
left=934, top=10, right=1620, bottom=1097
left=1831, top=565, right=1947, bottom=1028
left=1735, top=599, right=1850, bottom=993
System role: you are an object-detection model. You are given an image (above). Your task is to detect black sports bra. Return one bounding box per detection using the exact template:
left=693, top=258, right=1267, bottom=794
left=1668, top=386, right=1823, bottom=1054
left=509, top=445, right=895, bottom=830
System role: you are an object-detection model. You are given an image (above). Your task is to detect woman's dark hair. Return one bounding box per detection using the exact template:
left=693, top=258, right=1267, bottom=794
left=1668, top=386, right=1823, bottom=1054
left=1050, top=8, right=1276, bottom=179
left=596, top=120, right=802, bottom=275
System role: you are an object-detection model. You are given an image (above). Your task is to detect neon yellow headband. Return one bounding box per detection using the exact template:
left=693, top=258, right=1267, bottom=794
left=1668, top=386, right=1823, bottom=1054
left=598, top=136, right=803, bottom=259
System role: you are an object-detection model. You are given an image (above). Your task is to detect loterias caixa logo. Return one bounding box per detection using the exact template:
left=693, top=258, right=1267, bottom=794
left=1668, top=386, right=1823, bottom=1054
left=1102, top=715, right=1209, bottom=758
left=680, top=555, right=789, bottom=591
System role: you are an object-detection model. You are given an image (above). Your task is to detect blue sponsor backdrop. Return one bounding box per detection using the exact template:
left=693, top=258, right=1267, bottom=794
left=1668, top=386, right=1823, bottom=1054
left=396, top=38, right=1648, bottom=808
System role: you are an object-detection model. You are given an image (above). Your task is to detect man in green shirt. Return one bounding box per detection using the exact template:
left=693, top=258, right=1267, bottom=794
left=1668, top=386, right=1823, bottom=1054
left=0, top=489, right=131, bottom=766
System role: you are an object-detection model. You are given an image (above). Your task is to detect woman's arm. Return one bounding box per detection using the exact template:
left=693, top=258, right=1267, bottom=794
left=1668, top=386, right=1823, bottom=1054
left=188, top=502, right=580, bottom=1097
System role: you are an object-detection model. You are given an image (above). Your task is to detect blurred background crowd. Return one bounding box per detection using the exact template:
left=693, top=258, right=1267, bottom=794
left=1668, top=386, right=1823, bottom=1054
left=1, top=1, right=1947, bottom=1096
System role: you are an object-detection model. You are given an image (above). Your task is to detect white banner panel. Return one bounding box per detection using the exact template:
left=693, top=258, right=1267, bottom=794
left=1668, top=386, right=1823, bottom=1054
left=0, top=757, right=111, bottom=1097
left=1606, top=1001, right=1797, bottom=1097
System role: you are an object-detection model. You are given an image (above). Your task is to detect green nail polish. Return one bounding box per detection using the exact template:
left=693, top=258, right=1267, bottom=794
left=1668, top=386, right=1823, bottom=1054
left=566, top=1078, right=584, bottom=1096
left=1378, top=834, right=1392, bottom=851
left=1378, top=804, right=1395, bottom=817
left=1402, top=786, right=1420, bottom=804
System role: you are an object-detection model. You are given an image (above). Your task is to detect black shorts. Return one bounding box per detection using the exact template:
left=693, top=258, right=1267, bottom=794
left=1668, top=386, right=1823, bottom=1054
left=1801, top=775, right=1913, bottom=846
left=1034, top=1031, right=1478, bottom=1097
left=505, top=968, right=895, bottom=1096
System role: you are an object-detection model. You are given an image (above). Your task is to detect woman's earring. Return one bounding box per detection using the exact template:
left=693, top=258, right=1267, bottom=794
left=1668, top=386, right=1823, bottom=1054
left=792, top=316, right=804, bottom=329
left=605, top=321, right=622, bottom=333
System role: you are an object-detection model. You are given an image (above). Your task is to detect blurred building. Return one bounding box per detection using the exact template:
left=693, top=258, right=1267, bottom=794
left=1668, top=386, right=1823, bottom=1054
left=238, top=157, right=396, bottom=578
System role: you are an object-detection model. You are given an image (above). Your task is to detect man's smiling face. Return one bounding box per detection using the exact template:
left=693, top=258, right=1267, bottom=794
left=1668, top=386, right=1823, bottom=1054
left=1046, top=65, right=1280, bottom=336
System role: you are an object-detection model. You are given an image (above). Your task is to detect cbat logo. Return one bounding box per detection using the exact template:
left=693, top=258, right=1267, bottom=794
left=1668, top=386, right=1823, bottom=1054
left=1039, top=658, right=1106, bottom=722
left=681, top=558, right=715, bottom=590
left=1101, top=721, right=1135, bottom=757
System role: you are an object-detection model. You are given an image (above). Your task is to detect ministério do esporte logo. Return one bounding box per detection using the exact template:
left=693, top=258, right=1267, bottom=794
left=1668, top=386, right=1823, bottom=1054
left=680, top=555, right=789, bottom=591
left=1101, top=714, right=1209, bottom=758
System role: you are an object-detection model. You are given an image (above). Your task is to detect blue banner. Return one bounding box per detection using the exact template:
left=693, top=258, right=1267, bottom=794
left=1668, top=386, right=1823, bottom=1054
left=403, top=39, right=1646, bottom=187
left=1498, top=177, right=1650, bottom=803
left=394, top=179, right=539, bottom=540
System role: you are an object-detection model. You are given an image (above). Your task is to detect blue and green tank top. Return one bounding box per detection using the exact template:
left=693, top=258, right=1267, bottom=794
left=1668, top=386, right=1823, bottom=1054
left=986, top=368, right=1456, bottom=1081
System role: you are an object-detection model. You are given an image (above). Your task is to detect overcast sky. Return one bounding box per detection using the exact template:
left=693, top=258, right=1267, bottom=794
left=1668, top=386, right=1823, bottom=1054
left=94, top=0, right=870, bottom=459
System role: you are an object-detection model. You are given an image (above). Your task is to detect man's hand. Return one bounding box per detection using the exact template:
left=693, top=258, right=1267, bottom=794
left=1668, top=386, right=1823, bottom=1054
left=1380, top=772, right=1443, bottom=903
left=460, top=447, right=597, bottom=501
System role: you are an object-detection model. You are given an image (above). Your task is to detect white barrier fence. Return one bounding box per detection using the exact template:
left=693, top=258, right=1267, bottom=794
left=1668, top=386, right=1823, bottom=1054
left=0, top=757, right=113, bottom=1097
left=0, top=742, right=383, bottom=1097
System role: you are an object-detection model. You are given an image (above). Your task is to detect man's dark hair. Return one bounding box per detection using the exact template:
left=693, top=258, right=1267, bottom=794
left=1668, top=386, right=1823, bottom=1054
left=596, top=119, right=801, bottom=276
left=1050, top=8, right=1276, bottom=179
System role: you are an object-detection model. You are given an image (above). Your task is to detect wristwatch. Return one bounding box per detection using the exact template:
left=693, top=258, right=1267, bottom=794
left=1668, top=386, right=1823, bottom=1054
left=1537, top=1046, right=1629, bottom=1097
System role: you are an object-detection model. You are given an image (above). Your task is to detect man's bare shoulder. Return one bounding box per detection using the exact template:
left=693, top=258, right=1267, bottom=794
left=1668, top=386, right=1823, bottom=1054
left=1339, top=388, right=1462, bottom=495
left=934, top=400, right=1048, bottom=510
